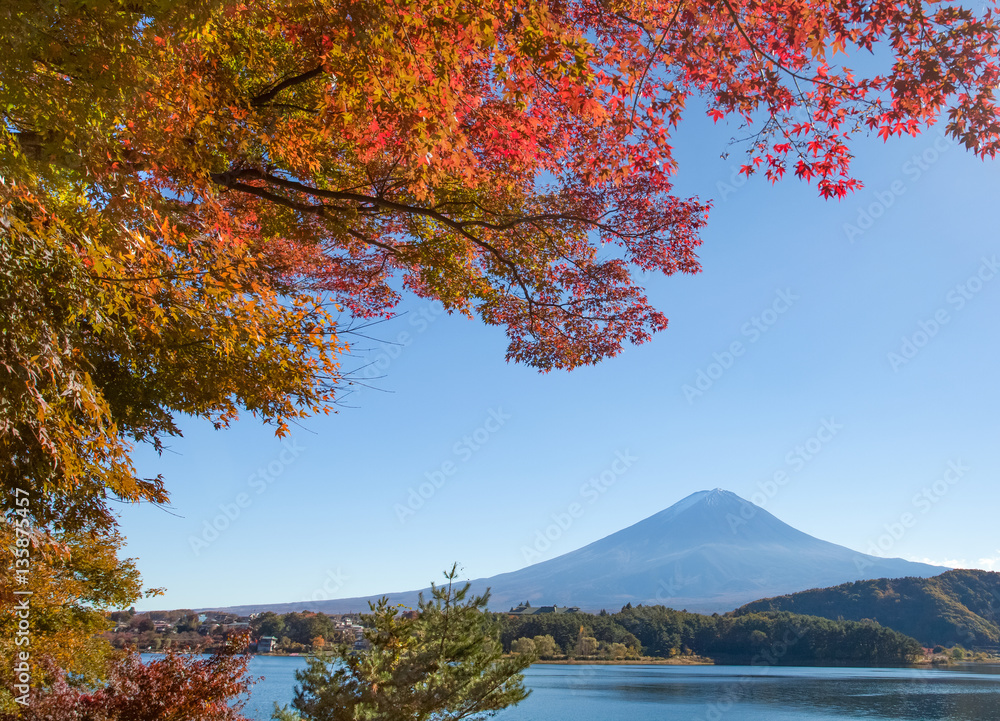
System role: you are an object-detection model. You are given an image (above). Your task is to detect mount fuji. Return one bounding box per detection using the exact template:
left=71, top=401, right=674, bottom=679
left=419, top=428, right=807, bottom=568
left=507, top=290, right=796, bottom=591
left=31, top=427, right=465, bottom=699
left=207, top=489, right=948, bottom=615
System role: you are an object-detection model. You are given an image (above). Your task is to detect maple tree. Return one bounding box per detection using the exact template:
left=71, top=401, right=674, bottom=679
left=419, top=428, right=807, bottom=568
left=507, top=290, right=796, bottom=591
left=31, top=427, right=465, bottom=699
left=0, top=518, right=151, bottom=712
left=3, top=0, right=999, bottom=525
left=1, top=182, right=341, bottom=533
left=0, top=633, right=254, bottom=721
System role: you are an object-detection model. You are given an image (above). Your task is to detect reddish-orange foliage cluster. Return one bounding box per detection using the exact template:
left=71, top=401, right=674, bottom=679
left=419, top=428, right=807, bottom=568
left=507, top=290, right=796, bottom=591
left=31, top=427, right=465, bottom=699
left=8, top=0, right=997, bottom=373
left=2, top=636, right=255, bottom=721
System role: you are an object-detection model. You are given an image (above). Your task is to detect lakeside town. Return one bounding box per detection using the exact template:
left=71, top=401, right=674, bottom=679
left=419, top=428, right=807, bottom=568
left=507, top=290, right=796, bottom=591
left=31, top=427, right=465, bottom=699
left=105, top=609, right=370, bottom=655
left=107, top=604, right=583, bottom=656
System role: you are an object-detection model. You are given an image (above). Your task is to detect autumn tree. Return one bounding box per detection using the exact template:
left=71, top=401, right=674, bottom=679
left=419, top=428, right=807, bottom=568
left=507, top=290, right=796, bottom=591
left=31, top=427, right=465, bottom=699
left=4, top=0, right=1000, bottom=541
left=274, top=567, right=531, bottom=721
left=0, top=518, right=153, bottom=712
left=511, top=637, right=537, bottom=656
left=606, top=641, right=629, bottom=660
left=0, top=633, right=254, bottom=721
left=574, top=633, right=599, bottom=658
left=532, top=634, right=561, bottom=658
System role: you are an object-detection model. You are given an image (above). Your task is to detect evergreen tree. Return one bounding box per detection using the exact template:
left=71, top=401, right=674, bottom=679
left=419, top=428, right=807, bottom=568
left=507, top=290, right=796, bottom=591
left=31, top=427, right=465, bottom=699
left=275, top=566, right=530, bottom=721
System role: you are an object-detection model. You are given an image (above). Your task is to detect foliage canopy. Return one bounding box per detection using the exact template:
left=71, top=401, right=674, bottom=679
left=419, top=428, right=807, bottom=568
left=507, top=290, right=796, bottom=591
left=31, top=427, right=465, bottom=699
left=1, top=634, right=255, bottom=721
left=3, top=0, right=999, bottom=529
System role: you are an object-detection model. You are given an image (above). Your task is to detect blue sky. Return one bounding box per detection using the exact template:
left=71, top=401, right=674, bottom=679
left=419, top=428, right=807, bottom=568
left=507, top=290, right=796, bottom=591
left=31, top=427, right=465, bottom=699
left=122, top=108, right=1000, bottom=612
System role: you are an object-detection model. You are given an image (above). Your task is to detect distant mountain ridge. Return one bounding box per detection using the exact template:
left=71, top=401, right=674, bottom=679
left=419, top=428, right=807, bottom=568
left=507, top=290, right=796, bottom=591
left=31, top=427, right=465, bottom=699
left=203, top=489, right=948, bottom=616
left=737, top=568, right=1000, bottom=647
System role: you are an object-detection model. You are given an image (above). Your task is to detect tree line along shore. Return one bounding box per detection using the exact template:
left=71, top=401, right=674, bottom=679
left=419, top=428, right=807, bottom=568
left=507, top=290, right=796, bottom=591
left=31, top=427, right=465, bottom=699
left=111, top=604, right=967, bottom=666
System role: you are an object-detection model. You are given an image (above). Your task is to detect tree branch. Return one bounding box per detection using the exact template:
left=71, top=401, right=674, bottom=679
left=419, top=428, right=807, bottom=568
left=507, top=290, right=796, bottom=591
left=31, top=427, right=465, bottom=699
left=251, top=65, right=325, bottom=107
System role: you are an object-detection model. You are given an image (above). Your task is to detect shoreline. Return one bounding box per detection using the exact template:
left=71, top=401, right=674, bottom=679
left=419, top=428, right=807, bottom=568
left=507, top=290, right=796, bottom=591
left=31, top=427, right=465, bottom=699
left=529, top=656, right=714, bottom=665
left=142, top=652, right=1000, bottom=667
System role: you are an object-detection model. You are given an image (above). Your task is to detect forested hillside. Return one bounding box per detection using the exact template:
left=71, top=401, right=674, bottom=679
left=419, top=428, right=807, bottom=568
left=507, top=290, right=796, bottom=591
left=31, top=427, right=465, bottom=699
left=495, top=606, right=923, bottom=665
left=737, top=570, right=1000, bottom=648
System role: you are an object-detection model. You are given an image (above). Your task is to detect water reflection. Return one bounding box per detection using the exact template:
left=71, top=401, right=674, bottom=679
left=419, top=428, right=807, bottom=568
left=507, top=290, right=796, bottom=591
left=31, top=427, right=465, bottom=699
left=230, top=658, right=1000, bottom=721
left=498, top=665, right=1000, bottom=721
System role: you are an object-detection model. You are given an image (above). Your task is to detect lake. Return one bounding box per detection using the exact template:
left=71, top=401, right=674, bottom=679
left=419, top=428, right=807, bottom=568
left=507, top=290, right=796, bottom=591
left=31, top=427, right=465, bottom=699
left=236, top=658, right=1000, bottom=721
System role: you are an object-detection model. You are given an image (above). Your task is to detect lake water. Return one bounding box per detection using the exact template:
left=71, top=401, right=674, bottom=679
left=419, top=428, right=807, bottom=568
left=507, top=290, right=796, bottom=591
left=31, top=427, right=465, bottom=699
left=237, top=658, right=1000, bottom=721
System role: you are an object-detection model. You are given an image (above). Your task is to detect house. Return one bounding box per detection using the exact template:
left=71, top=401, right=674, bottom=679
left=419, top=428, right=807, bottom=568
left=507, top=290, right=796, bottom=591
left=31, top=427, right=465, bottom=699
left=258, top=636, right=278, bottom=653
left=335, top=618, right=367, bottom=641
left=507, top=604, right=581, bottom=616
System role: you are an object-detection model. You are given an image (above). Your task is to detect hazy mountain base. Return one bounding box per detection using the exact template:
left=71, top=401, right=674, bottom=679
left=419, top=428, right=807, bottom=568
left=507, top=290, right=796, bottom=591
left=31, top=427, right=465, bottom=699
left=737, top=569, right=1000, bottom=648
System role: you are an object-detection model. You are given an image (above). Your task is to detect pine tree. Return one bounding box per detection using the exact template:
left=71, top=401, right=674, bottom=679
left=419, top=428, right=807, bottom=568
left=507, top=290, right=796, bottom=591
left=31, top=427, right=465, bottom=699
left=275, top=565, right=530, bottom=721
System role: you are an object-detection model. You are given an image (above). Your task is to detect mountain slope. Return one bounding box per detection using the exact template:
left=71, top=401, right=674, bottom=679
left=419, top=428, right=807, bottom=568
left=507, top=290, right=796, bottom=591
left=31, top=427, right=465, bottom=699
left=205, top=489, right=948, bottom=615
left=736, top=568, right=1000, bottom=647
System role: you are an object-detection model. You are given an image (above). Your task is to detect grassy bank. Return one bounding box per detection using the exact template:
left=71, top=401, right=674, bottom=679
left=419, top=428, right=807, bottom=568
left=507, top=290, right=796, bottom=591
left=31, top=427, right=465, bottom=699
left=531, top=656, right=714, bottom=665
